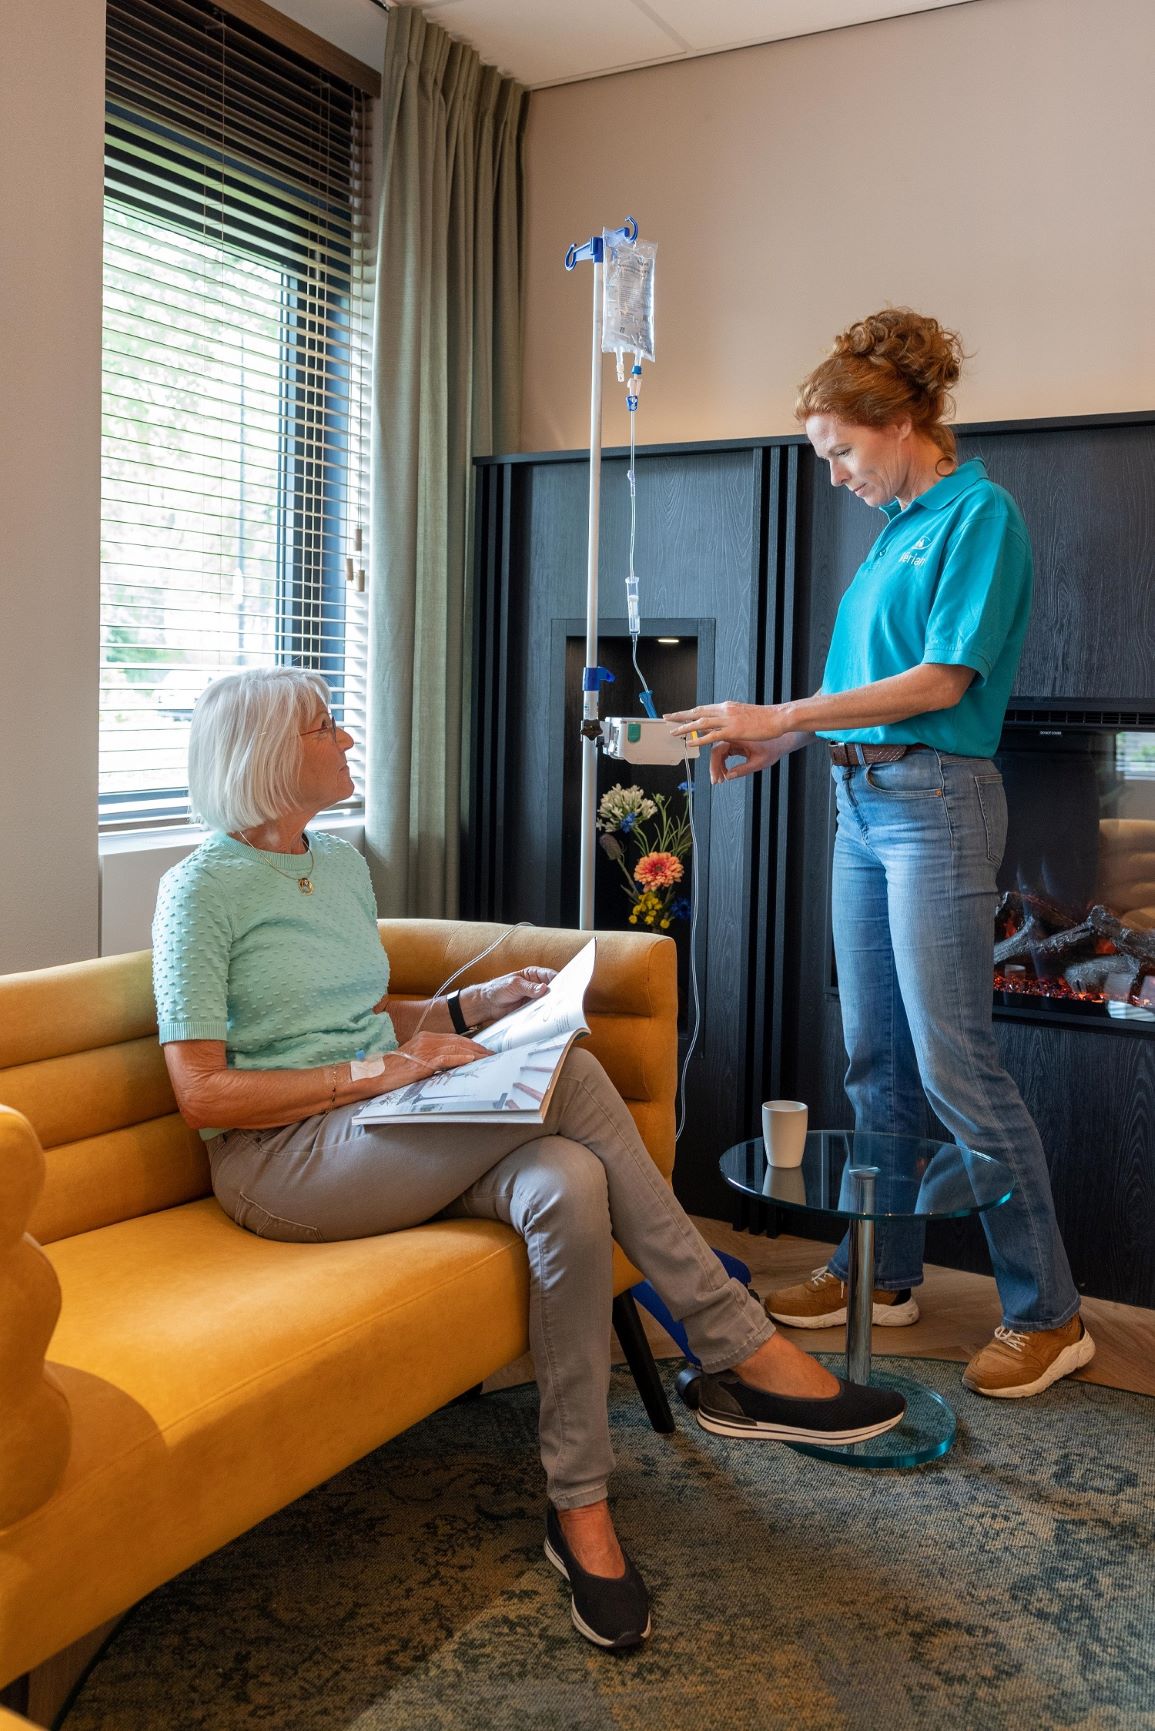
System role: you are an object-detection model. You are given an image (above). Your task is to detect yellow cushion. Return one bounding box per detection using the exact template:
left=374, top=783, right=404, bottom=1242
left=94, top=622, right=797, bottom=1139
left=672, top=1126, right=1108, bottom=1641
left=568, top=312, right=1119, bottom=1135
left=0, top=1198, right=643, bottom=1679
left=0, top=1110, right=71, bottom=1528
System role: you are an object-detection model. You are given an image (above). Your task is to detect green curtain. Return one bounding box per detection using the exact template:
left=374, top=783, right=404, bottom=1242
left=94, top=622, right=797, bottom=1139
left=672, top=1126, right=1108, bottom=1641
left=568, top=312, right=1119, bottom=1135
left=366, top=7, right=527, bottom=916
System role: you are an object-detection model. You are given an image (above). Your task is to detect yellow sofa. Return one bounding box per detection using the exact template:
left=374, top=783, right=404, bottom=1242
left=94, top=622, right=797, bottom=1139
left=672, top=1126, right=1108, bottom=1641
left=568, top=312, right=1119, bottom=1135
left=0, top=919, right=677, bottom=1710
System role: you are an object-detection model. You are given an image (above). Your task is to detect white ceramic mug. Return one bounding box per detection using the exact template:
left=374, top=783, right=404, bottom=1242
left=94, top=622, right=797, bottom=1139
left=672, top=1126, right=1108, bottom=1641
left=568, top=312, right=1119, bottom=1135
left=762, top=1099, right=808, bottom=1168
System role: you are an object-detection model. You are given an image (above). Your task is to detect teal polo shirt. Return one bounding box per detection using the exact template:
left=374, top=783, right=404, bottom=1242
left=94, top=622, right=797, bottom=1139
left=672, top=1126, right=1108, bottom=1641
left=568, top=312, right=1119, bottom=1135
left=819, top=458, right=1032, bottom=760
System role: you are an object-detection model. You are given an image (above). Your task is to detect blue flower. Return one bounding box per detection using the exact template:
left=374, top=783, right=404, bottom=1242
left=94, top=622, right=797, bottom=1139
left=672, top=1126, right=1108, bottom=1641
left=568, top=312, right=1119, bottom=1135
left=670, top=897, right=692, bottom=921
left=677, top=780, right=691, bottom=793
left=620, top=811, right=638, bottom=833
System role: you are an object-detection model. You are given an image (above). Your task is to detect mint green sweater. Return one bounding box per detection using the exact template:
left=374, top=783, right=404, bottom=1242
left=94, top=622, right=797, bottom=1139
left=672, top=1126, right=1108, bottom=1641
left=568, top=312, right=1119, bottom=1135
left=152, top=831, right=397, bottom=1134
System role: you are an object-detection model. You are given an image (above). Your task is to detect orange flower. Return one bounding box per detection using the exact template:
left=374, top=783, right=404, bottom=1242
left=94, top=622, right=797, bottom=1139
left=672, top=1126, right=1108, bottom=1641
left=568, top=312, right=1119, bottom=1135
left=633, top=852, right=684, bottom=889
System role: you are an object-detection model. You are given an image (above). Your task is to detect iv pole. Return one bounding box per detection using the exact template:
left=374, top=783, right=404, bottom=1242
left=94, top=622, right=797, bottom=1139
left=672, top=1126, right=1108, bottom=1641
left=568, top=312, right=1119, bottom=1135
left=564, top=216, right=638, bottom=930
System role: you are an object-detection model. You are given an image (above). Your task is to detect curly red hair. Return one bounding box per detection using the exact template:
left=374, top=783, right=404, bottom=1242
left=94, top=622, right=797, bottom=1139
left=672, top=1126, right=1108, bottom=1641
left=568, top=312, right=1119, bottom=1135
left=795, top=308, right=967, bottom=463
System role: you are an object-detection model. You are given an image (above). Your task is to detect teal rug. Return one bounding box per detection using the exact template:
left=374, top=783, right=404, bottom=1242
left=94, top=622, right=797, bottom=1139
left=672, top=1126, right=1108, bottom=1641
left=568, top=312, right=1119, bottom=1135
left=62, top=1359, right=1155, bottom=1731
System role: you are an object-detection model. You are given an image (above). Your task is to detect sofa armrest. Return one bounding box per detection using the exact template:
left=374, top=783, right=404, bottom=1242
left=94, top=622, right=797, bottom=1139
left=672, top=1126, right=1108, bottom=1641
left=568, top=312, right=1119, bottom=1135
left=0, top=1108, right=72, bottom=1526
left=377, top=920, right=678, bottom=1179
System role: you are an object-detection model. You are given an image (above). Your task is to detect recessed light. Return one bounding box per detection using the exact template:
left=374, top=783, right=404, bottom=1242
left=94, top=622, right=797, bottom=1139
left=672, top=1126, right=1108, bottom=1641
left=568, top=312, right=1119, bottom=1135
left=656, top=637, right=680, bottom=645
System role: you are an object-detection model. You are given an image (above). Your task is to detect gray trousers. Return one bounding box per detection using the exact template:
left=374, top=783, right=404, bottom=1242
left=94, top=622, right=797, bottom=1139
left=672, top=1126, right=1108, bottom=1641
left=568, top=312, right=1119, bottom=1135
left=208, top=1048, right=774, bottom=1506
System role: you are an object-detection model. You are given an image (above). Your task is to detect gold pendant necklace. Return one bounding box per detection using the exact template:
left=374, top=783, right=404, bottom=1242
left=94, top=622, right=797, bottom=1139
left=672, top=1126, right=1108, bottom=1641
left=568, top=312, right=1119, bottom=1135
left=234, top=833, right=315, bottom=893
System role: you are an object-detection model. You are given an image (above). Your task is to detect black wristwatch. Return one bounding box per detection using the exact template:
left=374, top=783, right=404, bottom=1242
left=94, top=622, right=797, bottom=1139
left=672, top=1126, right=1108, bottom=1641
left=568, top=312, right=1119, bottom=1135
left=446, top=989, right=477, bottom=1035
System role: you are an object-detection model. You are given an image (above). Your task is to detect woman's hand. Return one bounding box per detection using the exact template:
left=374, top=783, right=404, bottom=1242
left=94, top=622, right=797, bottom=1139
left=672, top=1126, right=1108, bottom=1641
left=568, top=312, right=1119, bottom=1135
left=709, top=739, right=792, bottom=784
left=665, top=701, right=792, bottom=746
left=393, top=1031, right=490, bottom=1081
left=465, top=967, right=555, bottom=1027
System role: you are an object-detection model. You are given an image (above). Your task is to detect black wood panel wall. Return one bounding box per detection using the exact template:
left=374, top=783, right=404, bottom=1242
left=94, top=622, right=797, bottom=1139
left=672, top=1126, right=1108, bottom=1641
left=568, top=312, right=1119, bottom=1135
left=467, top=441, right=797, bottom=1214
left=470, top=413, right=1155, bottom=1299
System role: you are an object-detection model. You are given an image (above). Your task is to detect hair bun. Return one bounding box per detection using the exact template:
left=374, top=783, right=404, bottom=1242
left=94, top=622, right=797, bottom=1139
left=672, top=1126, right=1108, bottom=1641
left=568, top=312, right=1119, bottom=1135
left=795, top=307, right=966, bottom=461
left=833, top=308, right=963, bottom=408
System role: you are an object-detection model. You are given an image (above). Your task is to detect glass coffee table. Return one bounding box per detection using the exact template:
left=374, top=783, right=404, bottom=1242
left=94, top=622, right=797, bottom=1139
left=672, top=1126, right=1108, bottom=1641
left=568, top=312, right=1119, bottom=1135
left=715, top=1131, right=1015, bottom=1468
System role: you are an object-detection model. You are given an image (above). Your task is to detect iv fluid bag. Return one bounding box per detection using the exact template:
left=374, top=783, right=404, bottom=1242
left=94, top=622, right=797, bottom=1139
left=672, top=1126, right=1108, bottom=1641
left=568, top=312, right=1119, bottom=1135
left=602, top=233, right=656, bottom=363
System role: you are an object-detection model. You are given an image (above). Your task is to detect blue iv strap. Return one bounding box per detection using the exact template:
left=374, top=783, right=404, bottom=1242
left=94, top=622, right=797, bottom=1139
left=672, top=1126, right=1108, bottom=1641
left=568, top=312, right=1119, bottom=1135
left=583, top=667, right=615, bottom=692
left=631, top=1251, right=752, bottom=1365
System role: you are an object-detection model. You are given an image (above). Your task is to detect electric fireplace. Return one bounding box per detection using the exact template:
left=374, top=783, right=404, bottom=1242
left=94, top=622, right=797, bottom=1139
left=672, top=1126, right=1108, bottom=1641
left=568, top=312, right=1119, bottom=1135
left=993, top=705, right=1155, bottom=1031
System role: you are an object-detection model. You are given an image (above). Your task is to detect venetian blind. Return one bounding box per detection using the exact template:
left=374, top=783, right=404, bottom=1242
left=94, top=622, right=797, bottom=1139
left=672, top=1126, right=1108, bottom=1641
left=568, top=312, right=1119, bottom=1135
left=101, top=0, right=371, bottom=825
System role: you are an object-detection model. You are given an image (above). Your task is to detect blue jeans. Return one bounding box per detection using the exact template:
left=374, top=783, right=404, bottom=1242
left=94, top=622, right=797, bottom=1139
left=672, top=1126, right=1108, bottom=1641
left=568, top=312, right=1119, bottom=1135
left=825, top=750, right=1080, bottom=1333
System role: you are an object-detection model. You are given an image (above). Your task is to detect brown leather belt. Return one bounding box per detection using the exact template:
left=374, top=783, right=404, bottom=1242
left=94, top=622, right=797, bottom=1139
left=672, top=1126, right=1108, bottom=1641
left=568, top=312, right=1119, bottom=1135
left=827, top=742, right=931, bottom=767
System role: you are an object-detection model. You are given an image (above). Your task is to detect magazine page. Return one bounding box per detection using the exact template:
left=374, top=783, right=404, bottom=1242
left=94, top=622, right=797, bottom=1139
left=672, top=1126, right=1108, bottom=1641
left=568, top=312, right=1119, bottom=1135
left=354, top=1030, right=576, bottom=1126
left=476, top=938, right=596, bottom=1055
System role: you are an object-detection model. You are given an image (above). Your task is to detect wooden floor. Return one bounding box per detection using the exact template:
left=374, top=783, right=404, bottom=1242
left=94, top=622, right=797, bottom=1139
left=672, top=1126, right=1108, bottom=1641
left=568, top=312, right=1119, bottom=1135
left=486, top=1220, right=1155, bottom=1398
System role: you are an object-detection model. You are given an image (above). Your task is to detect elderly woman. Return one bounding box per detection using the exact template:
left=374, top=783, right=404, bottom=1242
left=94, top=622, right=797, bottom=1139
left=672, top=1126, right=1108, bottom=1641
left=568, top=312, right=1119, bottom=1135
left=670, top=309, right=1092, bottom=1401
left=153, top=667, right=903, bottom=1652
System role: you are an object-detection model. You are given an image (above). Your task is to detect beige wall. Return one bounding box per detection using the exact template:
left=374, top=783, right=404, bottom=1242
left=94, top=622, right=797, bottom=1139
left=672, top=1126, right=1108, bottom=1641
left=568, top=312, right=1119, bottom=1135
left=0, top=0, right=105, bottom=971
left=521, top=0, right=1155, bottom=452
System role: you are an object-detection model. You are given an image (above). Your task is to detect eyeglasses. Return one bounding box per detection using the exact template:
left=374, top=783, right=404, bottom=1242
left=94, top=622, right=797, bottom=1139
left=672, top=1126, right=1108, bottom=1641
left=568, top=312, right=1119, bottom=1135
left=300, top=712, right=340, bottom=742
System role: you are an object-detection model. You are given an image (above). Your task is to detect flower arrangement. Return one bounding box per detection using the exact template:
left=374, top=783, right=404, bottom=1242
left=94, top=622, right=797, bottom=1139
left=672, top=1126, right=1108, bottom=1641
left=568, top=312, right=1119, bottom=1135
left=597, top=783, right=692, bottom=930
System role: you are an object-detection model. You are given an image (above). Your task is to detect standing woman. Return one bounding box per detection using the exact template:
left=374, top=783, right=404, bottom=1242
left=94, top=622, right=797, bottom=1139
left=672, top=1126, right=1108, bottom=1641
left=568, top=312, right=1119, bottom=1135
left=669, top=309, right=1093, bottom=1398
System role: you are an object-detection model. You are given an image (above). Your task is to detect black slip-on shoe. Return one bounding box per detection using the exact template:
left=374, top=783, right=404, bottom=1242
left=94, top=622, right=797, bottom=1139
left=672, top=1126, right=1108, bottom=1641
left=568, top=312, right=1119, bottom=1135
left=544, top=1505, right=651, bottom=1651
left=695, top=1371, right=906, bottom=1444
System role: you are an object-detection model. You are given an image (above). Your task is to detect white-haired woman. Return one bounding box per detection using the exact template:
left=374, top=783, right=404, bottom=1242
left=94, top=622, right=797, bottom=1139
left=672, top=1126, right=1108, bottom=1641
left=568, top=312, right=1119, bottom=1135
left=153, top=667, right=904, bottom=1652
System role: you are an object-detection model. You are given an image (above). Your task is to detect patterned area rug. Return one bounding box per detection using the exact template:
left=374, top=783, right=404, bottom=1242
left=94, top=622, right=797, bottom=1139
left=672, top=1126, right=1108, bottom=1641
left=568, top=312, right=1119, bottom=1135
left=63, top=1359, right=1155, bottom=1731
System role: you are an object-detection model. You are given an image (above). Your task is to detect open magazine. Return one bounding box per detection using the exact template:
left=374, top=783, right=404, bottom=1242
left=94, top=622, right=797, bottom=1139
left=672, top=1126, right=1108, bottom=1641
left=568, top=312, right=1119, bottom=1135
left=352, top=939, right=596, bottom=1126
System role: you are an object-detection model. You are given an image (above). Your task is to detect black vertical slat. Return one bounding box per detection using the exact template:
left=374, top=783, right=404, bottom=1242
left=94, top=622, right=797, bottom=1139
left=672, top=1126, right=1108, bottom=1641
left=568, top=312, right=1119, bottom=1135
left=769, top=444, right=799, bottom=1103
left=471, top=461, right=509, bottom=921
left=493, top=463, right=514, bottom=920
left=743, top=445, right=778, bottom=1136
left=480, top=462, right=501, bottom=918
left=463, top=463, right=491, bottom=918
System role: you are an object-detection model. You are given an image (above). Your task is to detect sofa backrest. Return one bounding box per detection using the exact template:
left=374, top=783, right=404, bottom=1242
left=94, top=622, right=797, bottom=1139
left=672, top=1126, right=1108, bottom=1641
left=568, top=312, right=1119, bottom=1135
left=0, top=920, right=678, bottom=1246
left=0, top=951, right=209, bottom=1245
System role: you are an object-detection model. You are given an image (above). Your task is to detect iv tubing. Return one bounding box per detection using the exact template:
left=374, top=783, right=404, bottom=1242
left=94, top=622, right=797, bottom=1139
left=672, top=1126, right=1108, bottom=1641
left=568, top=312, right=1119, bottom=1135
left=626, top=365, right=657, bottom=718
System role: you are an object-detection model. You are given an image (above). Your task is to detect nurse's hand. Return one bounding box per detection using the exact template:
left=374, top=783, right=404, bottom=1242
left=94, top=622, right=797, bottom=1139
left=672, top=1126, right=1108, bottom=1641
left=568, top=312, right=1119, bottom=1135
left=709, top=740, right=790, bottom=784
left=665, top=700, right=789, bottom=746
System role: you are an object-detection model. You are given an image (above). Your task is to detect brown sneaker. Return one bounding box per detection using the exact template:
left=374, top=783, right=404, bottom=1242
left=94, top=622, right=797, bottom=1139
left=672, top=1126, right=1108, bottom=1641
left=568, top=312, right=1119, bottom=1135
left=962, top=1315, right=1095, bottom=1398
left=765, top=1265, right=920, bottom=1329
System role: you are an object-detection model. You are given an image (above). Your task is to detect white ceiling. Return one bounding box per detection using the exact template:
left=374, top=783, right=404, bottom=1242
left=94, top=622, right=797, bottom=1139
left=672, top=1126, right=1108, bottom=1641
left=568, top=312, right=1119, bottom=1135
left=391, top=0, right=987, bottom=89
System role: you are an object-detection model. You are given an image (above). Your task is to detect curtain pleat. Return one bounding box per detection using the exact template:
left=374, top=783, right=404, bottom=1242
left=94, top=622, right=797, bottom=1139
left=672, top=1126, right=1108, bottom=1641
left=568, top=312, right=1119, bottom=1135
left=366, top=8, right=526, bottom=915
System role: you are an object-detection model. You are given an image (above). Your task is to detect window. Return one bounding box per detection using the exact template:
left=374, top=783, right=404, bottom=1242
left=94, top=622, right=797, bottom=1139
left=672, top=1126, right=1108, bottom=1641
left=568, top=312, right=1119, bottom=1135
left=101, top=0, right=370, bottom=826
